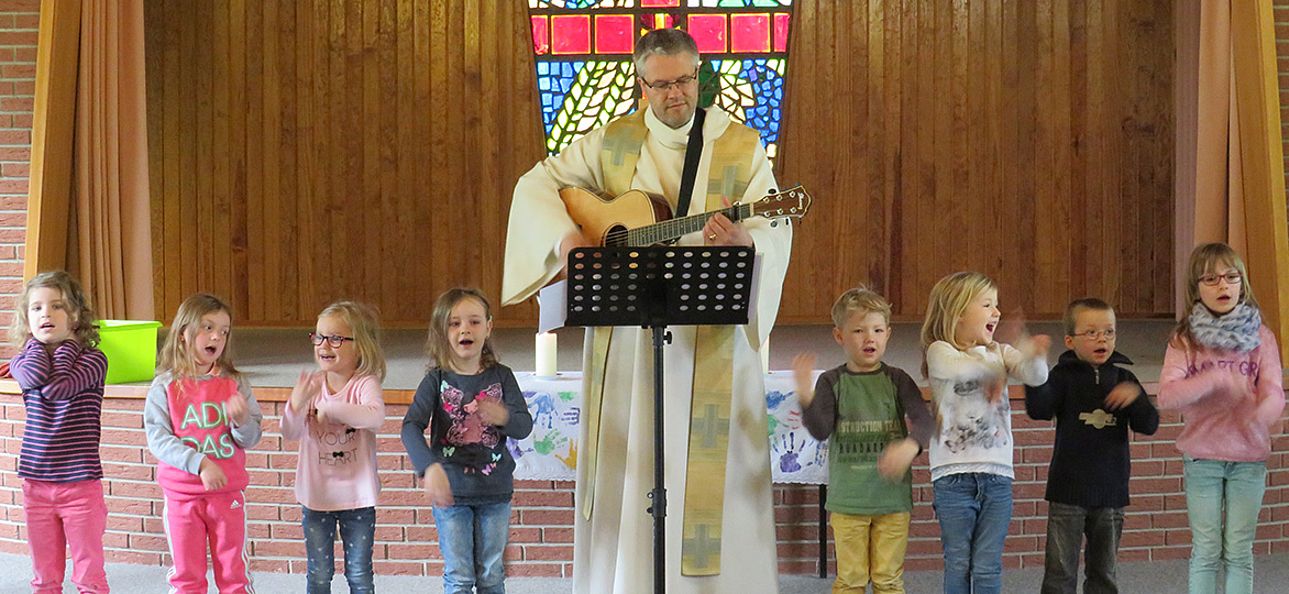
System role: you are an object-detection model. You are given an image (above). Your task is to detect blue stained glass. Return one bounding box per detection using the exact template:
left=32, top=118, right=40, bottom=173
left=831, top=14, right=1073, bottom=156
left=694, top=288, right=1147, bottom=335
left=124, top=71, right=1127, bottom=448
left=537, top=61, right=584, bottom=136
left=740, top=59, right=785, bottom=146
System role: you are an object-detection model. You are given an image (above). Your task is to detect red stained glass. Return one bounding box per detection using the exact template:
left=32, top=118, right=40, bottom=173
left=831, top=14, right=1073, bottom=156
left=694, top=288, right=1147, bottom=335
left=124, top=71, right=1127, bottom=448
left=595, top=15, right=634, bottom=54
left=773, top=13, right=791, bottom=52
left=730, top=14, right=770, bottom=54
left=640, top=0, right=680, bottom=7
left=687, top=14, right=727, bottom=54
left=531, top=16, right=549, bottom=56
left=551, top=15, right=591, bottom=55
left=645, top=14, right=676, bottom=31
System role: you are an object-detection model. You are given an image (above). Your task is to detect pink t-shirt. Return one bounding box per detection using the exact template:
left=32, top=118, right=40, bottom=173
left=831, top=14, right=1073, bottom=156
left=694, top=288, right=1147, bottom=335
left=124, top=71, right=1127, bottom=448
left=1157, top=325, right=1285, bottom=462
left=281, top=373, right=386, bottom=511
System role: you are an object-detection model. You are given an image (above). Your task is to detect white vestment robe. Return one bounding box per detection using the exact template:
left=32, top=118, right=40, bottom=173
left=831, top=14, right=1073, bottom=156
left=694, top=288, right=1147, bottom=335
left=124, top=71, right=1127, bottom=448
left=502, top=108, right=792, bottom=594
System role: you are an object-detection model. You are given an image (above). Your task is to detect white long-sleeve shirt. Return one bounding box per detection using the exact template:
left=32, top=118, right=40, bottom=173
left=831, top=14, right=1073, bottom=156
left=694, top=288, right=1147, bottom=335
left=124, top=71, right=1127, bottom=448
left=925, top=340, right=1048, bottom=481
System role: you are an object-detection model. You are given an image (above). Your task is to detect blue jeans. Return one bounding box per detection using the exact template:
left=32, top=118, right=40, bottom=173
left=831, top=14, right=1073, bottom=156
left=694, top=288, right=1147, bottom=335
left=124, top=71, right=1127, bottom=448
left=933, top=473, right=1013, bottom=594
left=1040, top=502, right=1123, bottom=594
left=301, top=506, right=376, bottom=594
left=1183, top=457, right=1266, bottom=594
left=432, top=500, right=512, bottom=594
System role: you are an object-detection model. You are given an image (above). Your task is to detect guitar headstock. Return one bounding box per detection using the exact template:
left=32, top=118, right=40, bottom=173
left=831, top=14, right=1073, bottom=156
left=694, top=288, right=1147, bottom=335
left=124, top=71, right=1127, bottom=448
left=749, top=185, right=812, bottom=220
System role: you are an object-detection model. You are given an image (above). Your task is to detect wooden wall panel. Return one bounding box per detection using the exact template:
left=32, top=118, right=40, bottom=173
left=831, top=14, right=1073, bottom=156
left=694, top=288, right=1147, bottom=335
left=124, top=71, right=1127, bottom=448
left=146, top=0, right=1174, bottom=326
left=144, top=0, right=545, bottom=326
left=775, top=0, right=1174, bottom=321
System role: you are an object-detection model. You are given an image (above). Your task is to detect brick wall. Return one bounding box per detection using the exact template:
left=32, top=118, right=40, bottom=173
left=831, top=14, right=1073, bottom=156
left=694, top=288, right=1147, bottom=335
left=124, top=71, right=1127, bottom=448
left=0, top=0, right=37, bottom=354
left=0, top=395, right=1285, bottom=579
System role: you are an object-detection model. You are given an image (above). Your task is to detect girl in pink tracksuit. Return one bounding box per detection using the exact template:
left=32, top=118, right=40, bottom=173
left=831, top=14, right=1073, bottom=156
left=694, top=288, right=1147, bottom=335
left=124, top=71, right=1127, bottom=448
left=144, top=293, right=263, bottom=594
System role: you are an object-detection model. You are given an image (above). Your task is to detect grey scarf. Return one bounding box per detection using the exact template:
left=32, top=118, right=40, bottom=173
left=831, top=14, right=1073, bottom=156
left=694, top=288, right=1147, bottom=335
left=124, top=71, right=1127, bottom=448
left=1189, top=301, right=1262, bottom=353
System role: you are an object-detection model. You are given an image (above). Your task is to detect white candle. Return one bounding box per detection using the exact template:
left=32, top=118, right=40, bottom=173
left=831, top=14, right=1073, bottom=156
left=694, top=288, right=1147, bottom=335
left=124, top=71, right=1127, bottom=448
left=761, top=337, right=771, bottom=373
left=536, top=332, right=558, bottom=377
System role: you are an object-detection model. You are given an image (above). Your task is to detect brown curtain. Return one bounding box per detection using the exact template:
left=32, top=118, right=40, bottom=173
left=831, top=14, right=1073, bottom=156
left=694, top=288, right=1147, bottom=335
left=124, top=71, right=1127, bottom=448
left=67, top=0, right=154, bottom=321
left=1174, top=0, right=1245, bottom=314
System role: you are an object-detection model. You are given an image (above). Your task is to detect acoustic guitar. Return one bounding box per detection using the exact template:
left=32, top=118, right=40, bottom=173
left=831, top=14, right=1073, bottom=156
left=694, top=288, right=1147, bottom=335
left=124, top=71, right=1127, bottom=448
left=559, top=185, right=812, bottom=247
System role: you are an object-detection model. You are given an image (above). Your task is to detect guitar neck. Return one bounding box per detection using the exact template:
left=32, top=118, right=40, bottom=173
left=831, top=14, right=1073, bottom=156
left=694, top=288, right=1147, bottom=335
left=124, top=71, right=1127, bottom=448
left=621, top=203, right=754, bottom=247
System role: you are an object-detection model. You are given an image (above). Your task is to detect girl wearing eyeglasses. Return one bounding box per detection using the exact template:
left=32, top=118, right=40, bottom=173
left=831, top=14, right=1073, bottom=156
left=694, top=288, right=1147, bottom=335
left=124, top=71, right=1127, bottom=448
left=280, top=301, right=387, bottom=594
left=1158, top=242, right=1284, bottom=594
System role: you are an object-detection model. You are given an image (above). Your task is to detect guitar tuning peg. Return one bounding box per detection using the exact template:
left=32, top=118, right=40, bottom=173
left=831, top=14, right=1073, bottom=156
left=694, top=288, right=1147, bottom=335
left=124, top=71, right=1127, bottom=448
left=768, top=188, right=777, bottom=194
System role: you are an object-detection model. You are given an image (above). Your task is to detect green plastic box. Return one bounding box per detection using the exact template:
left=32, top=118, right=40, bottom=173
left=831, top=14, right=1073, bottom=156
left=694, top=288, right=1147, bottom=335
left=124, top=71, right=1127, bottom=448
left=96, top=320, right=162, bottom=385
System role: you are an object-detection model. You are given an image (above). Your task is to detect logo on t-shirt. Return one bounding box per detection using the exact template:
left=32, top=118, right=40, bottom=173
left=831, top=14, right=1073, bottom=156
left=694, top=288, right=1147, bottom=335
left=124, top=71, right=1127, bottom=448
left=178, top=401, right=237, bottom=459
left=1078, top=409, right=1117, bottom=429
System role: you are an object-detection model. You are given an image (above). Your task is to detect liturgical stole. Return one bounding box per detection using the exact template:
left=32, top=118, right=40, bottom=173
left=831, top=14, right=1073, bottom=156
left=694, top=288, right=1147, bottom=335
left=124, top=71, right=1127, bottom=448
left=581, top=108, right=762, bottom=576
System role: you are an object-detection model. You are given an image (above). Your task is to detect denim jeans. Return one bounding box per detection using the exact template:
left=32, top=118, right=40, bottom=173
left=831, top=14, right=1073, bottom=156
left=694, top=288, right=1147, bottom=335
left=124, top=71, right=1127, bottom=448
left=1040, top=502, right=1123, bottom=594
left=1183, top=457, right=1266, bottom=594
left=432, top=500, right=512, bottom=594
left=932, top=473, right=1013, bottom=594
left=302, top=506, right=376, bottom=594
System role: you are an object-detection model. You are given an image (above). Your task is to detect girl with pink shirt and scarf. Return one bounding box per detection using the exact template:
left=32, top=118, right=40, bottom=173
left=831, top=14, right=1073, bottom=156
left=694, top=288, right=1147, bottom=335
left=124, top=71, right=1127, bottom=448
left=281, top=301, right=387, bottom=594
left=1157, top=243, right=1284, bottom=594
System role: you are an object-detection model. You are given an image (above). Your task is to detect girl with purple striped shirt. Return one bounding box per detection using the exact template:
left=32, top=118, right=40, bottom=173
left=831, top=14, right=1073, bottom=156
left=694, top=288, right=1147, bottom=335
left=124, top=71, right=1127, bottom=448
left=8, top=271, right=109, bottom=593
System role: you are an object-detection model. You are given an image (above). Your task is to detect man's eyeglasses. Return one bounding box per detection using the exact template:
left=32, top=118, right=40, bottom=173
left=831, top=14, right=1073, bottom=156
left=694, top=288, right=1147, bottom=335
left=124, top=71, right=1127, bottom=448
left=1199, top=272, right=1242, bottom=286
left=309, top=332, right=355, bottom=348
left=639, top=70, right=699, bottom=92
left=1071, top=329, right=1116, bottom=340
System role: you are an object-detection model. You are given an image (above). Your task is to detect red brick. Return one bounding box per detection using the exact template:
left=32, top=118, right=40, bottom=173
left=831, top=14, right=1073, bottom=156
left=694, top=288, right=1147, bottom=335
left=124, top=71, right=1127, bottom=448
left=0, top=32, right=36, bottom=48
left=0, top=96, right=30, bottom=111
left=386, top=543, right=437, bottom=560
left=372, top=560, right=427, bottom=576
left=128, top=534, right=170, bottom=552
left=101, top=462, right=153, bottom=481
left=104, top=549, right=163, bottom=565
left=249, top=558, right=290, bottom=573
left=10, top=14, right=36, bottom=29
left=108, top=480, right=161, bottom=499
left=522, top=544, right=573, bottom=561
left=505, top=562, right=564, bottom=577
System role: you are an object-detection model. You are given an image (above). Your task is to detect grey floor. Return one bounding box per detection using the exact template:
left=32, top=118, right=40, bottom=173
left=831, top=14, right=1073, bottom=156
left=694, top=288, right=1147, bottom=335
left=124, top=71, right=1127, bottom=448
left=5, top=551, right=1289, bottom=593
left=228, top=320, right=1178, bottom=391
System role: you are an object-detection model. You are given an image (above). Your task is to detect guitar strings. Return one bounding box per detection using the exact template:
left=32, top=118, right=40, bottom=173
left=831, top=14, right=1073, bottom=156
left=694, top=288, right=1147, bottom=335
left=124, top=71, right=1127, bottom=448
left=599, top=205, right=751, bottom=247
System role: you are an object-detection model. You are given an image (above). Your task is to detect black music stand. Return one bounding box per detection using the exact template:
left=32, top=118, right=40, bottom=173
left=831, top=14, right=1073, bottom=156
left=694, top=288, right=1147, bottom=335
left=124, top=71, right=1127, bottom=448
left=566, top=245, right=756, bottom=594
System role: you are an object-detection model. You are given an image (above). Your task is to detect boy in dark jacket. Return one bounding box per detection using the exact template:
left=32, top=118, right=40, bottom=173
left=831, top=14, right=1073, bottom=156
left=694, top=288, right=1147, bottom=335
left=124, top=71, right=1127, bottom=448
left=1025, top=298, right=1159, bottom=594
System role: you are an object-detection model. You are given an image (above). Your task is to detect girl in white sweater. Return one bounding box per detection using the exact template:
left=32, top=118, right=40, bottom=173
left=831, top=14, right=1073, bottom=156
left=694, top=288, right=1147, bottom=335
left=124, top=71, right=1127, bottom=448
left=920, top=272, right=1050, bottom=594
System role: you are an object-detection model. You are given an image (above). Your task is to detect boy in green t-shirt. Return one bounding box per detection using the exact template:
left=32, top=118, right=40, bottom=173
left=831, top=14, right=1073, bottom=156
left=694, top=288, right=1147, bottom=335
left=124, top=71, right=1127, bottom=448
left=793, top=287, right=935, bottom=594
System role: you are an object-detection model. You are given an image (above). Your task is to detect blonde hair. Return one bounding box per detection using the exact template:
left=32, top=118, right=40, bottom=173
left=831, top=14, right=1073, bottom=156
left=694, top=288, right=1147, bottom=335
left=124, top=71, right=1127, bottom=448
left=831, top=286, right=892, bottom=328
left=12, top=271, right=99, bottom=348
left=1170, top=242, right=1258, bottom=351
left=318, top=300, right=386, bottom=381
left=920, top=271, right=998, bottom=377
left=157, top=293, right=240, bottom=381
left=425, top=287, right=498, bottom=372
left=1063, top=297, right=1113, bottom=336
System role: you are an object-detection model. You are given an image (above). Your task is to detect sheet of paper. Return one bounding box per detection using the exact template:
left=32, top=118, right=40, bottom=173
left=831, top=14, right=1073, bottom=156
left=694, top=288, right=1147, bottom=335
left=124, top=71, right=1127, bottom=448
left=537, top=280, right=567, bottom=334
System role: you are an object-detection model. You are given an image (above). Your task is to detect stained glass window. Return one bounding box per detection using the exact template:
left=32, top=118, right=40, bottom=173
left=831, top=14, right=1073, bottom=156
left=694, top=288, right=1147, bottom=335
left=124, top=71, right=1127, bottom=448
left=528, top=0, right=793, bottom=160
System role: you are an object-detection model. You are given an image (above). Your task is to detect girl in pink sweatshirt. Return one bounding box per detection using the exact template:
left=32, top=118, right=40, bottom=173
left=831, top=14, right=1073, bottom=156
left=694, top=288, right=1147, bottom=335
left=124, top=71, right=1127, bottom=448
left=1157, top=243, right=1284, bottom=594
left=144, top=293, right=263, bottom=594
left=280, top=301, right=386, bottom=594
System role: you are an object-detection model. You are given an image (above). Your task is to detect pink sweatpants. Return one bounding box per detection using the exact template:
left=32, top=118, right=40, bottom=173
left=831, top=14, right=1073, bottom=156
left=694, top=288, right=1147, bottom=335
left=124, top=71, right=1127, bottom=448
left=22, top=478, right=109, bottom=593
left=162, top=489, right=254, bottom=594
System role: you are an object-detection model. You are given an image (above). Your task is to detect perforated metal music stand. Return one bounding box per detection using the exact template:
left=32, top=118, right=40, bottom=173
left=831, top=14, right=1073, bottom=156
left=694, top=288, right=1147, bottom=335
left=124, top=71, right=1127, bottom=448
left=566, top=245, right=755, bottom=594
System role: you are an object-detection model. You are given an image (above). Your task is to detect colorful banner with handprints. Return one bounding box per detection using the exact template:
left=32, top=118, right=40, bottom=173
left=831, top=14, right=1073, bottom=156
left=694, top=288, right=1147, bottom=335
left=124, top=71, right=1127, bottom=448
left=509, top=371, right=829, bottom=484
